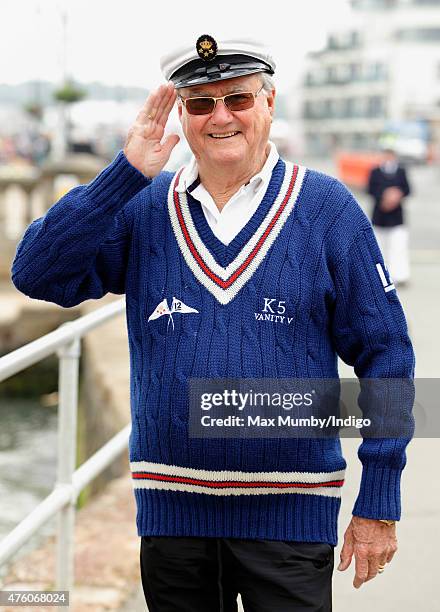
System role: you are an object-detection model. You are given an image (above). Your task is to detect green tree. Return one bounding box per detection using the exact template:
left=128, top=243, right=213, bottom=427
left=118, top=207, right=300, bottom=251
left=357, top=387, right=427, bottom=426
left=53, top=81, right=87, bottom=156
left=54, top=81, right=86, bottom=104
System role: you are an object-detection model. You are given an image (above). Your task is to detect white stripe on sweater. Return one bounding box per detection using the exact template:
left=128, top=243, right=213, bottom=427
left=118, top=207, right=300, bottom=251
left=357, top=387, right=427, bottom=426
left=131, top=461, right=345, bottom=482
left=132, top=480, right=343, bottom=497
left=130, top=461, right=345, bottom=497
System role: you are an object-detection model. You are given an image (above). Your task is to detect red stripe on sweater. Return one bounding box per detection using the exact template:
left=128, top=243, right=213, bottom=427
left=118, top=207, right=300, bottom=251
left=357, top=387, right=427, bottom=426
left=132, top=472, right=344, bottom=488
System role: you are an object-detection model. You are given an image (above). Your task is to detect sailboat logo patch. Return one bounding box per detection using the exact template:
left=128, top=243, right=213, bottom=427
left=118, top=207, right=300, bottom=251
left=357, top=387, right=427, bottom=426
left=148, top=297, right=199, bottom=330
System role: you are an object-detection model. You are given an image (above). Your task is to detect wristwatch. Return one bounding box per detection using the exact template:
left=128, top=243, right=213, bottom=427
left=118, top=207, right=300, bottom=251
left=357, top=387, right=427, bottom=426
left=378, top=519, right=397, bottom=526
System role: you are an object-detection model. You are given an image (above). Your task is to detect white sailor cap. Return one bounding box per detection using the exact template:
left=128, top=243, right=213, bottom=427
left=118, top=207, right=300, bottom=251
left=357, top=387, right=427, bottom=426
left=160, top=35, right=276, bottom=88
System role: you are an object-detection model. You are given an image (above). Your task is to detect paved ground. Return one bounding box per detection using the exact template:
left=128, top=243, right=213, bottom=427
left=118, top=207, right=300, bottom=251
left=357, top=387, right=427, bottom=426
left=335, top=262, right=440, bottom=609
left=118, top=160, right=440, bottom=611
left=2, top=475, right=141, bottom=612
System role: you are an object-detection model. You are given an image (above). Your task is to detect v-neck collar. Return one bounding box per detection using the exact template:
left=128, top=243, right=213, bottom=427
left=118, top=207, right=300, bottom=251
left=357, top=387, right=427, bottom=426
left=186, top=158, right=286, bottom=268
left=167, top=160, right=307, bottom=305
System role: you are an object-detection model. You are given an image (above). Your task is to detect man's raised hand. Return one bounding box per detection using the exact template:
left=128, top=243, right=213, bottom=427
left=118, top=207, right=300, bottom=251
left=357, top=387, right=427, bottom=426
left=124, top=82, right=179, bottom=178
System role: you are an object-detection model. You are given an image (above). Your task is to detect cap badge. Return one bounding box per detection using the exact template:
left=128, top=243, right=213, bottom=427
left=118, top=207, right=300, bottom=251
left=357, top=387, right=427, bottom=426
left=196, top=34, right=218, bottom=61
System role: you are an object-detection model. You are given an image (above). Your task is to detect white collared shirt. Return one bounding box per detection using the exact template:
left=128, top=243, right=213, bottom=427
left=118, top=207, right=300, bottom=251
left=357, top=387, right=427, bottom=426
left=175, top=142, right=280, bottom=245
left=381, top=160, right=398, bottom=174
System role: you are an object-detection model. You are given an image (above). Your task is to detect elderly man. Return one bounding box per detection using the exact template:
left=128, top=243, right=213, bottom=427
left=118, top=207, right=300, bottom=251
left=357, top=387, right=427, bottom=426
left=12, top=36, right=414, bottom=612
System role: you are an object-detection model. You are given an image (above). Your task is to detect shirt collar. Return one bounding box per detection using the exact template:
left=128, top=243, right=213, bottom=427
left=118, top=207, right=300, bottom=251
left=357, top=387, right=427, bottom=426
left=175, top=141, right=280, bottom=193
left=381, top=160, right=398, bottom=174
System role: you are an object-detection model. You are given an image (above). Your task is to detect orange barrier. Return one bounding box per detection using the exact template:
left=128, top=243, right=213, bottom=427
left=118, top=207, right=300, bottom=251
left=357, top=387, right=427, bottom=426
left=336, top=152, right=383, bottom=190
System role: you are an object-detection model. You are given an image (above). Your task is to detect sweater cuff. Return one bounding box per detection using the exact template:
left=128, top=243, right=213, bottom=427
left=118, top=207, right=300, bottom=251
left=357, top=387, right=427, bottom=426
left=352, top=463, right=403, bottom=520
left=85, top=150, right=151, bottom=206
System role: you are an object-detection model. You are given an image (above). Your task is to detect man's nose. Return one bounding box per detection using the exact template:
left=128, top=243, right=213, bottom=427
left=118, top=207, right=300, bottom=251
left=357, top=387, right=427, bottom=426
left=210, top=99, right=234, bottom=123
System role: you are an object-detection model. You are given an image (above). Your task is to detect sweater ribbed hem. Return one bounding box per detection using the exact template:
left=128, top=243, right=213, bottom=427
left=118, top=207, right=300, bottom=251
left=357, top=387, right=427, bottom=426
left=85, top=150, right=150, bottom=206
left=352, top=463, right=402, bottom=520
left=134, top=488, right=341, bottom=545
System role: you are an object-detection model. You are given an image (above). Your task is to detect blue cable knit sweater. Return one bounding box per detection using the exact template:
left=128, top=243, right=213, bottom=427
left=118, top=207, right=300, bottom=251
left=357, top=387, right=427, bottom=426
left=11, top=151, right=415, bottom=546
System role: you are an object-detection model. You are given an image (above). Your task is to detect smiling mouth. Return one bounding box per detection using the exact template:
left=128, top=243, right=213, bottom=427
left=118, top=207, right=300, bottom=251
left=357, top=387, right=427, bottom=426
left=209, top=131, right=240, bottom=139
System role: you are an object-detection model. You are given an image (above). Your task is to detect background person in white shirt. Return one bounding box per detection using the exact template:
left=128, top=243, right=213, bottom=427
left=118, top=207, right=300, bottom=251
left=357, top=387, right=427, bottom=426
left=367, top=148, right=412, bottom=285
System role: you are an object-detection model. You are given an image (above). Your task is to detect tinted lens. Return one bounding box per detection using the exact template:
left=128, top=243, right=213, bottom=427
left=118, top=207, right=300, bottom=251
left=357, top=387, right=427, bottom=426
left=224, top=92, right=255, bottom=111
left=185, top=97, right=215, bottom=115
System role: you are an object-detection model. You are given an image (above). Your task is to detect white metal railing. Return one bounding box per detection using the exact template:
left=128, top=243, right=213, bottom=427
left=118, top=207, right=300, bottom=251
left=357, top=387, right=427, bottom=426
left=0, top=297, right=130, bottom=606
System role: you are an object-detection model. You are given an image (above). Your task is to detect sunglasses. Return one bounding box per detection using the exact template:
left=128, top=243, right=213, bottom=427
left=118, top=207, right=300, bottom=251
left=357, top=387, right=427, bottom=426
left=178, top=84, right=265, bottom=116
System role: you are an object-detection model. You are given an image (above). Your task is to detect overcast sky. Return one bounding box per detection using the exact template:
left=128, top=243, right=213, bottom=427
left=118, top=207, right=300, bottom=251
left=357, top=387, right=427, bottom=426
left=1, top=0, right=352, bottom=93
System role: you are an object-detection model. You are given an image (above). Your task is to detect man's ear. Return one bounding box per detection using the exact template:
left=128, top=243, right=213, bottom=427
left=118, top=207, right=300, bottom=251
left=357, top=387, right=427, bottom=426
left=266, top=87, right=276, bottom=117
left=177, top=101, right=183, bottom=120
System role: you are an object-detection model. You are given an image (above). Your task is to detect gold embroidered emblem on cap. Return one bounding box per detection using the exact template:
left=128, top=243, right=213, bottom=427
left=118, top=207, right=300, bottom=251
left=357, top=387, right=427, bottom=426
left=196, top=34, right=218, bottom=61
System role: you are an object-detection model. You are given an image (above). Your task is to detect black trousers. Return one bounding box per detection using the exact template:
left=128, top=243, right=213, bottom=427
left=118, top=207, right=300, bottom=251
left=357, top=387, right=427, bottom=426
left=140, top=536, right=334, bottom=612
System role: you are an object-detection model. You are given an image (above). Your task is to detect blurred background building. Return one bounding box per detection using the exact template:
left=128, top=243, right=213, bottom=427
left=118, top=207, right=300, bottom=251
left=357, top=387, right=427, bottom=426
left=4, top=0, right=440, bottom=168
left=301, top=0, right=440, bottom=161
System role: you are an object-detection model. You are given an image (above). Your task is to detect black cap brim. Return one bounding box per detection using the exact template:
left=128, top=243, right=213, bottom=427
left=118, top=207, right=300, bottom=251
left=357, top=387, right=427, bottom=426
left=170, top=54, right=274, bottom=88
